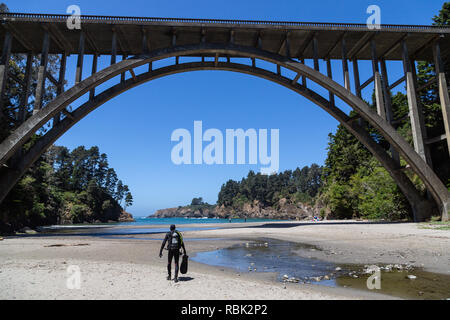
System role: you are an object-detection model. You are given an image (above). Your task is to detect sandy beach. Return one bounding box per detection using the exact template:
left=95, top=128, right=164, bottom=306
left=0, top=220, right=449, bottom=300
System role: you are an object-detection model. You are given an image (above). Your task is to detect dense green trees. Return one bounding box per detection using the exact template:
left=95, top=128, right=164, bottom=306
left=0, top=145, right=133, bottom=233
left=217, top=165, right=322, bottom=210
left=317, top=2, right=450, bottom=220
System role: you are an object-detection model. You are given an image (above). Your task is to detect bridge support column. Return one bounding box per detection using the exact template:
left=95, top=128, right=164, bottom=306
left=433, top=41, right=450, bottom=157
left=352, top=58, right=367, bottom=128
left=0, top=31, right=12, bottom=115
left=142, top=28, right=149, bottom=54
left=300, top=58, right=307, bottom=87
left=326, top=58, right=335, bottom=107
left=352, top=58, right=361, bottom=99
left=33, top=31, right=50, bottom=114
left=313, top=35, right=319, bottom=71
left=111, top=29, right=117, bottom=65
left=285, top=33, right=291, bottom=59
left=341, top=37, right=350, bottom=91
left=17, top=53, right=33, bottom=124
left=121, top=54, right=127, bottom=82
left=89, top=54, right=98, bottom=100
left=53, top=53, right=67, bottom=125
left=380, top=58, right=400, bottom=166
left=401, top=40, right=432, bottom=166
left=75, top=32, right=85, bottom=84
left=371, top=40, right=386, bottom=120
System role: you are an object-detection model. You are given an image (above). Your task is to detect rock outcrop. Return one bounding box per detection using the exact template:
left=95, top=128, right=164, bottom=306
left=118, top=210, right=136, bottom=222
left=151, top=198, right=318, bottom=220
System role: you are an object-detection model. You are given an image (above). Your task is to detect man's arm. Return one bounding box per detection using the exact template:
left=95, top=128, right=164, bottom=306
left=159, top=233, right=169, bottom=257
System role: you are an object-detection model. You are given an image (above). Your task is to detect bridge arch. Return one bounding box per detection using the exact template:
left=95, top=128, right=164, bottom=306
left=0, top=43, right=448, bottom=221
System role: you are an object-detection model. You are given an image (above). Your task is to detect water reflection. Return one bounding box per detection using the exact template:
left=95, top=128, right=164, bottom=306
left=192, top=238, right=450, bottom=300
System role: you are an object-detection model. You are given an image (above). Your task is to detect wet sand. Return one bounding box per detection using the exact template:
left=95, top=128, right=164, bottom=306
left=0, top=220, right=448, bottom=299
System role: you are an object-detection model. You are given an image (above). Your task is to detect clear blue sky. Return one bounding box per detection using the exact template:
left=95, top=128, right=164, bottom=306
left=12, top=0, right=445, bottom=216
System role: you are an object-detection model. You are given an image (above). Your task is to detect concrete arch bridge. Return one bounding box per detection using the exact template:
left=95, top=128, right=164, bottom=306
left=0, top=13, right=449, bottom=221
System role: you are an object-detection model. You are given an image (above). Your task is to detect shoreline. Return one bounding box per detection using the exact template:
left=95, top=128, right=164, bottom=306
left=0, top=220, right=449, bottom=299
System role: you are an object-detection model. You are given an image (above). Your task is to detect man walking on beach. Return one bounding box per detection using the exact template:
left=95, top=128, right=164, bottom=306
left=159, top=224, right=187, bottom=283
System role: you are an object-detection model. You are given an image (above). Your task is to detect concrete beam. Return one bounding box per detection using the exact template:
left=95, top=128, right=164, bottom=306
left=142, top=28, right=149, bottom=54
left=75, top=32, right=85, bottom=84
left=380, top=58, right=400, bottom=166
left=401, top=40, right=432, bottom=166
left=324, top=32, right=345, bottom=59
left=348, top=32, right=375, bottom=59
left=89, top=54, right=98, bottom=100
left=18, top=53, right=33, bottom=123
left=352, top=58, right=362, bottom=98
left=53, top=53, right=67, bottom=125
left=33, top=30, right=50, bottom=114
left=341, top=37, right=350, bottom=91
left=313, top=34, right=319, bottom=71
left=3, top=23, right=35, bottom=52
left=291, top=73, right=301, bottom=85
left=300, top=58, right=306, bottom=87
left=0, top=31, right=12, bottom=113
left=84, top=30, right=99, bottom=54
left=296, top=31, right=315, bottom=58
left=360, top=76, right=374, bottom=90
left=326, top=58, right=335, bottom=107
left=433, top=40, right=450, bottom=159
left=111, top=29, right=117, bottom=65
left=49, top=24, right=74, bottom=53
left=121, top=54, right=127, bottom=82
left=46, top=72, right=58, bottom=86
left=380, top=33, right=408, bottom=59
left=389, top=75, right=405, bottom=90
left=416, top=76, right=437, bottom=93
left=371, top=40, right=386, bottom=120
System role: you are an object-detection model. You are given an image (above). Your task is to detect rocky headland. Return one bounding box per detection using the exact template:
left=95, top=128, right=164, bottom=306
left=151, top=198, right=319, bottom=220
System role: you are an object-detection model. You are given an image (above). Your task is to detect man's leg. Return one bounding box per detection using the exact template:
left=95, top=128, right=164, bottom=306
left=173, top=250, right=180, bottom=282
left=167, top=250, right=174, bottom=280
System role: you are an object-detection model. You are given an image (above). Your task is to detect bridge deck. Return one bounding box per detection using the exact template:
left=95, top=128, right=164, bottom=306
left=1, top=12, right=449, bottom=61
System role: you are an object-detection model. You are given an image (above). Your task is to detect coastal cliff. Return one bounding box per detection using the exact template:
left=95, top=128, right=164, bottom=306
left=151, top=198, right=318, bottom=220
left=118, top=210, right=136, bottom=222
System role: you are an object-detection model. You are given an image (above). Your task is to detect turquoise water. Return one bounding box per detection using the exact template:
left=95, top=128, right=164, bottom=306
left=117, top=217, right=284, bottom=226
left=30, top=217, right=284, bottom=238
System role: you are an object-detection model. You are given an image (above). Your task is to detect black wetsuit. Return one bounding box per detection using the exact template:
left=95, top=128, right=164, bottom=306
left=160, top=230, right=186, bottom=279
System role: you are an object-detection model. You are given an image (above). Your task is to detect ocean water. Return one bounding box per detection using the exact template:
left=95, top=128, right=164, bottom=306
left=117, top=217, right=284, bottom=226
left=32, top=217, right=284, bottom=239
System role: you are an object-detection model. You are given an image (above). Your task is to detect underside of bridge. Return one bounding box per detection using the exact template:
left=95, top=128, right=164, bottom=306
left=0, top=13, right=449, bottom=221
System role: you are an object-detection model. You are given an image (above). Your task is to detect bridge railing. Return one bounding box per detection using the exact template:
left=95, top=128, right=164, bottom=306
left=1, top=12, right=450, bottom=33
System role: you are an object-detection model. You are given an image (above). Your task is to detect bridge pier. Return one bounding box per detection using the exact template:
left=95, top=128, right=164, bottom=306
left=17, top=53, right=33, bottom=124
left=33, top=31, right=50, bottom=115
left=89, top=54, right=98, bottom=100
left=341, top=37, right=350, bottom=91
left=53, top=53, right=67, bottom=125
left=371, top=40, right=386, bottom=120
left=402, top=40, right=433, bottom=166
left=433, top=41, right=450, bottom=158
left=0, top=31, right=11, bottom=115
left=379, top=58, right=400, bottom=166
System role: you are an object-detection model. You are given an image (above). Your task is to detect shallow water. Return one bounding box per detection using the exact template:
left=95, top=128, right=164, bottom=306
left=192, top=239, right=337, bottom=286
left=19, top=226, right=217, bottom=238
left=192, top=238, right=450, bottom=300
left=336, top=267, right=450, bottom=300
